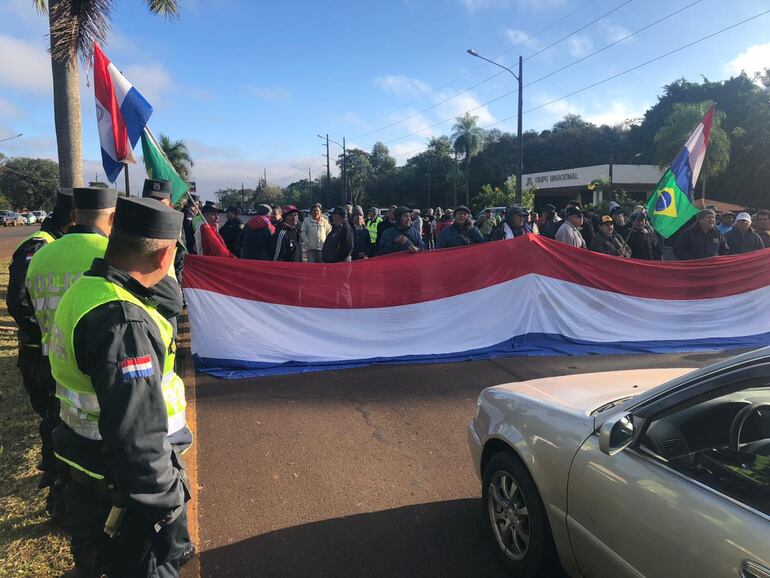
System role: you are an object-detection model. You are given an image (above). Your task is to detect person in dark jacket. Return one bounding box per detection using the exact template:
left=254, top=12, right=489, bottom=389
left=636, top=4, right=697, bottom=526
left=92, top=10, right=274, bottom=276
left=379, top=206, right=425, bottom=255
left=219, top=206, right=243, bottom=255
left=756, top=210, right=770, bottom=248
left=609, top=203, right=630, bottom=237
left=350, top=206, right=372, bottom=260
left=590, top=215, right=631, bottom=257
left=539, top=204, right=561, bottom=238
left=437, top=205, right=485, bottom=248
left=490, top=206, right=532, bottom=241
left=625, top=211, right=662, bottom=260
left=725, top=212, right=765, bottom=254
left=182, top=196, right=198, bottom=254
left=271, top=205, right=302, bottom=261
left=6, top=190, right=74, bottom=517
left=674, top=209, right=729, bottom=260
left=322, top=206, right=355, bottom=262
left=240, top=204, right=275, bottom=260
left=377, top=205, right=397, bottom=250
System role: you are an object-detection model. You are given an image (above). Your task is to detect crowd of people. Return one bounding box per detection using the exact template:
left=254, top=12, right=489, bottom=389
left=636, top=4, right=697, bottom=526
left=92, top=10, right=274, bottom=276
left=185, top=196, right=770, bottom=262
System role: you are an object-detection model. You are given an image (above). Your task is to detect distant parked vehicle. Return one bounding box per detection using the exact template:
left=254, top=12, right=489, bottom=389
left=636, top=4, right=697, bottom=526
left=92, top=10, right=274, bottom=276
left=0, top=211, right=24, bottom=227
left=20, top=212, right=36, bottom=225
left=32, top=210, right=47, bottom=221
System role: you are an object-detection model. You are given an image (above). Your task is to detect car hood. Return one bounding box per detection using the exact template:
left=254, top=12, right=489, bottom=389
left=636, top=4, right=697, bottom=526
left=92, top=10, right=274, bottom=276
left=490, top=368, right=696, bottom=414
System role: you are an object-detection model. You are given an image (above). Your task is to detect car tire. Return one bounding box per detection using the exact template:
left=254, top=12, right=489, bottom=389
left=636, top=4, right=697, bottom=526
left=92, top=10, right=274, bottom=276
left=482, top=451, right=561, bottom=578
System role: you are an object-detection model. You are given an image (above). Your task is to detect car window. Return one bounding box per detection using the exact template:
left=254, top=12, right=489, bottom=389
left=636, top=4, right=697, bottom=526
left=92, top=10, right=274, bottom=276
left=638, top=385, right=770, bottom=516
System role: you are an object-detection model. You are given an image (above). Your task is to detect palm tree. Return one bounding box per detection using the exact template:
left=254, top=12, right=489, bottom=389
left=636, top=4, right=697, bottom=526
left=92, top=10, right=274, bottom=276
left=158, top=134, right=194, bottom=180
left=451, top=113, right=484, bottom=205
left=33, top=0, right=180, bottom=188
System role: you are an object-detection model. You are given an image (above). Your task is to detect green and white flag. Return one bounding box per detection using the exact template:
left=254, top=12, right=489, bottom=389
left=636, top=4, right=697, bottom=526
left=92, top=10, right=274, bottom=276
left=141, top=127, right=189, bottom=204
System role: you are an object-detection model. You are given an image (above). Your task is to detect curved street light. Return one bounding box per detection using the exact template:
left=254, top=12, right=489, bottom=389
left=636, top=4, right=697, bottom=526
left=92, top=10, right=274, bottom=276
left=0, top=132, right=23, bottom=144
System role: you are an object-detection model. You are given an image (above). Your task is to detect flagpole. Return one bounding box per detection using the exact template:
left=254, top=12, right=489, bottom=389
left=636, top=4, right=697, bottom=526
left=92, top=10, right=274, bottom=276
left=124, top=164, right=130, bottom=197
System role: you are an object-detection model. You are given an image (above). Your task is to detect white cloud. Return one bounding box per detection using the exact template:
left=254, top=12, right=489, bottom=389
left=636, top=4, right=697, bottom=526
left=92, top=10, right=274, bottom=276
left=122, top=64, right=173, bottom=104
left=0, top=98, right=21, bottom=119
left=503, top=29, right=530, bottom=45
left=567, top=35, right=593, bottom=58
left=435, top=91, right=495, bottom=125
left=582, top=98, right=647, bottom=127
left=391, top=141, right=427, bottom=162
left=725, top=43, right=770, bottom=82
left=0, top=34, right=52, bottom=94
left=374, top=75, right=431, bottom=97
left=600, top=20, right=631, bottom=43
left=246, top=86, right=291, bottom=101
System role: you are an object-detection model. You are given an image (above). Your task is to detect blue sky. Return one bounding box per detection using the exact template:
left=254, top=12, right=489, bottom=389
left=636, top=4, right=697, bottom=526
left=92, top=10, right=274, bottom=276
left=0, top=0, right=769, bottom=199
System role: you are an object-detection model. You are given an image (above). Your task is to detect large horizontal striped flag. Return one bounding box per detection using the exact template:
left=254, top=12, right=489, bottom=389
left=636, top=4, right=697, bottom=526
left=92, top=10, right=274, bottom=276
left=183, top=236, right=770, bottom=379
left=93, top=43, right=153, bottom=183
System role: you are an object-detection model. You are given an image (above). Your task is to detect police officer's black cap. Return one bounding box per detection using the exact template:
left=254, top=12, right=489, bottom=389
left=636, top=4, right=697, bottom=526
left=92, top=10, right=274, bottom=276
left=55, top=188, right=74, bottom=211
left=142, top=179, right=172, bottom=201
left=113, top=197, right=182, bottom=240
left=73, top=187, right=118, bottom=210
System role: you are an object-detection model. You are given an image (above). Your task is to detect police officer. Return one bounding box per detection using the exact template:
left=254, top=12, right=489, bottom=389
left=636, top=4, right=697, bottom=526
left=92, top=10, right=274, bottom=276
left=6, top=189, right=75, bottom=517
left=142, top=179, right=186, bottom=286
left=50, top=197, right=193, bottom=578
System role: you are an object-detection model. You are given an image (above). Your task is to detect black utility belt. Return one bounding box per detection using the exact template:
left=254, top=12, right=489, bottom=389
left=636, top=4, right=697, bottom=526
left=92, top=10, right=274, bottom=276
left=63, top=465, right=113, bottom=498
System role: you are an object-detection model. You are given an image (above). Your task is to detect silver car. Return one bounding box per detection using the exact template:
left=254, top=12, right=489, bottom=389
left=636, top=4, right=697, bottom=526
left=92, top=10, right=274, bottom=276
left=468, top=349, right=770, bottom=578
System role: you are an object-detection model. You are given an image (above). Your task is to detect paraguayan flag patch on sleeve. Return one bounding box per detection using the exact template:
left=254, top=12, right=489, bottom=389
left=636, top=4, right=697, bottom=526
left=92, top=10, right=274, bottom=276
left=120, top=355, right=154, bottom=380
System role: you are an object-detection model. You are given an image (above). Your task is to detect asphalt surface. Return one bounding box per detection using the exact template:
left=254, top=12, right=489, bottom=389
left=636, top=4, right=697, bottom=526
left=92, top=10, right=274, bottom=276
left=194, top=349, right=735, bottom=578
left=0, top=222, right=37, bottom=257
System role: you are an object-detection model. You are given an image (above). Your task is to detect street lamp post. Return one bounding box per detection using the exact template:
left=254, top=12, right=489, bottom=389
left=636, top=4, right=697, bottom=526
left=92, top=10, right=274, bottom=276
left=318, top=134, right=346, bottom=204
left=467, top=49, right=523, bottom=205
left=0, top=133, right=23, bottom=144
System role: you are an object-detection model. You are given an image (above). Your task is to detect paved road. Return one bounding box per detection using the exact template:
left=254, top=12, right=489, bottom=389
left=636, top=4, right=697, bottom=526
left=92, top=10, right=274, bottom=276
left=194, top=349, right=735, bottom=578
left=0, top=223, right=38, bottom=258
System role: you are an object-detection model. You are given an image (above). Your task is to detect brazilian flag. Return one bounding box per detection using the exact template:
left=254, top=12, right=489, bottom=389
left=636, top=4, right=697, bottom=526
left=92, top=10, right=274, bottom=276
left=645, top=169, right=699, bottom=238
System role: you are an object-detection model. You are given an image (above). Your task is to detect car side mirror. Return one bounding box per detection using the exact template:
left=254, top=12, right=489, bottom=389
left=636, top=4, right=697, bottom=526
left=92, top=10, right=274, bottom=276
left=599, top=412, right=635, bottom=456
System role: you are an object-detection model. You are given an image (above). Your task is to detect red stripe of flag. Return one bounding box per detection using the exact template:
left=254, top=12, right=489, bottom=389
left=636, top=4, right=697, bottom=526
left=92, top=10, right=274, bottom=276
left=93, top=43, right=129, bottom=161
left=120, top=355, right=152, bottom=368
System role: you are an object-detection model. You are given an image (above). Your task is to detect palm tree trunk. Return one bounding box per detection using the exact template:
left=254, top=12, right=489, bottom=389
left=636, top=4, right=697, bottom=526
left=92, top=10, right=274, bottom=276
left=49, top=1, right=83, bottom=188
left=453, top=151, right=458, bottom=207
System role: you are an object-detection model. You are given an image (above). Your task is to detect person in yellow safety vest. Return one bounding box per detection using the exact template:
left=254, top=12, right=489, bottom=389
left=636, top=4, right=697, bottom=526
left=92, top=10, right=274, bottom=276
left=365, top=207, right=382, bottom=255
left=6, top=189, right=76, bottom=520
left=50, top=197, right=194, bottom=578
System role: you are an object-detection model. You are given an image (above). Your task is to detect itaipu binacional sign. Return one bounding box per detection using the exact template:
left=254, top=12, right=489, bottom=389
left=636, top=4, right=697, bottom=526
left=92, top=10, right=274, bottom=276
left=521, top=164, right=663, bottom=191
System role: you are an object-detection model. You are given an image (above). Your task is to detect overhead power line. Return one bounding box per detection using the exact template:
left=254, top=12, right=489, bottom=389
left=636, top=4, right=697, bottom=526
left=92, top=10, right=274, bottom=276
left=387, top=7, right=769, bottom=158
left=350, top=0, right=635, bottom=142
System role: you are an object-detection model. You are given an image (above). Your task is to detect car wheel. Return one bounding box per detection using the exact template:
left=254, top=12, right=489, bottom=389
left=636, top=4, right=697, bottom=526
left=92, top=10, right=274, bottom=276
left=482, top=451, right=561, bottom=578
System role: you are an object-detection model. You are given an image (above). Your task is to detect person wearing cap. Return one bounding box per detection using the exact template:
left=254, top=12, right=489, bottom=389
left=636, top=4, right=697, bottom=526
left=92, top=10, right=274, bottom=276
left=192, top=202, right=234, bottom=258
left=725, top=212, right=764, bottom=254
left=555, top=206, right=587, bottom=248
left=322, top=206, right=355, bottom=263
left=350, top=205, right=372, bottom=260
left=557, top=200, right=593, bottom=245
left=49, top=197, right=193, bottom=578
left=590, top=215, right=631, bottom=257
left=436, top=205, right=484, bottom=249
left=717, top=211, right=735, bottom=235
left=625, top=210, right=662, bottom=260
left=241, top=204, right=275, bottom=260
left=477, top=209, right=498, bottom=241
left=609, top=204, right=629, bottom=236
left=365, top=207, right=382, bottom=250
left=377, top=205, right=398, bottom=250
left=490, top=206, right=533, bottom=241
left=218, top=206, right=243, bottom=256
left=6, top=188, right=76, bottom=518
left=142, top=179, right=187, bottom=285
left=674, top=209, right=729, bottom=260
left=538, top=204, right=561, bottom=239
left=271, top=205, right=303, bottom=262
left=378, top=206, right=425, bottom=255
left=182, top=195, right=199, bottom=254
left=301, top=203, right=331, bottom=263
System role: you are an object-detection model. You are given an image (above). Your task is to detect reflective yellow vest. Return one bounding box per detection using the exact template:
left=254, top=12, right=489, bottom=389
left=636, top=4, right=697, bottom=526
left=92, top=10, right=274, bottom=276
left=49, top=275, right=187, bottom=479
left=25, top=234, right=108, bottom=355
left=366, top=218, right=381, bottom=244
left=16, top=229, right=56, bottom=251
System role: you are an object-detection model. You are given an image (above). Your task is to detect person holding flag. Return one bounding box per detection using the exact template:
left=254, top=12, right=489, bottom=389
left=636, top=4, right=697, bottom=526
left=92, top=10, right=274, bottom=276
left=673, top=208, right=729, bottom=260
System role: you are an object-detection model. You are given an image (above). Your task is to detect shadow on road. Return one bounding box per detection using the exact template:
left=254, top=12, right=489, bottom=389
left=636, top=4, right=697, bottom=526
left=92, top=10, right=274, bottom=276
left=199, top=498, right=513, bottom=578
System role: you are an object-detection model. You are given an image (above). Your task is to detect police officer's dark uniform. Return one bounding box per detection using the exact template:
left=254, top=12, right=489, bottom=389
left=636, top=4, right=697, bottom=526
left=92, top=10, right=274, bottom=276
left=6, top=189, right=74, bottom=515
left=50, top=197, right=193, bottom=578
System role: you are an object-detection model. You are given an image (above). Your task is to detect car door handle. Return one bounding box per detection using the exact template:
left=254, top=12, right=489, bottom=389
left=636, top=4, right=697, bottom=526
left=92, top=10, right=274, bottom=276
left=743, top=561, right=770, bottom=578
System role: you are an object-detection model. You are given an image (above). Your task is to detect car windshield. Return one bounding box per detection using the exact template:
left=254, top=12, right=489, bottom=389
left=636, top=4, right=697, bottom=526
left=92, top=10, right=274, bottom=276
left=640, top=385, right=770, bottom=516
